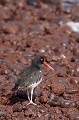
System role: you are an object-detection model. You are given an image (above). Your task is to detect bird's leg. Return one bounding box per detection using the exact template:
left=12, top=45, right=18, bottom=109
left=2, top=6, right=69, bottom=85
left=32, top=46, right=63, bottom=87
left=27, top=88, right=37, bottom=105
left=27, top=89, right=30, bottom=101
left=30, top=88, right=34, bottom=102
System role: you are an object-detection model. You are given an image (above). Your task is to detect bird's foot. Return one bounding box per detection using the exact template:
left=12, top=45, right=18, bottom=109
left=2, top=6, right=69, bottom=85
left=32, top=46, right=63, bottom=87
left=27, top=101, right=37, bottom=105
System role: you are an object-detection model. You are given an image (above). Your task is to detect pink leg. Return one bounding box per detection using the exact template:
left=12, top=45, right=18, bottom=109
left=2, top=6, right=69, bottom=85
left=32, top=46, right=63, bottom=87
left=27, top=88, right=37, bottom=105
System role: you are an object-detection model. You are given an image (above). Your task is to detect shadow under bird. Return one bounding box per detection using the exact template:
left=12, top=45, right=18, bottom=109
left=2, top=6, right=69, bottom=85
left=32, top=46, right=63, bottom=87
left=12, top=55, right=54, bottom=105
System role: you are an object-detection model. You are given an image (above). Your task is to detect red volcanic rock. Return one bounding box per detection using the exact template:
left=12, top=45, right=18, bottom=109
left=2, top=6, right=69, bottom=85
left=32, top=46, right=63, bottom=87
left=51, top=77, right=66, bottom=95
left=0, top=0, right=79, bottom=119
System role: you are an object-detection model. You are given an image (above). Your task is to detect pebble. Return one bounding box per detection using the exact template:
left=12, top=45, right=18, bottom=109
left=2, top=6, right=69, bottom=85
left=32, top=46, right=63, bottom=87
left=61, top=0, right=78, bottom=13
left=76, top=67, right=79, bottom=72
left=74, top=47, right=79, bottom=56
left=48, top=100, right=60, bottom=107
left=20, top=57, right=27, bottom=64
left=0, top=6, right=13, bottom=20
left=49, top=93, right=58, bottom=101
left=66, top=87, right=78, bottom=94
left=70, top=77, right=79, bottom=84
left=76, top=101, right=79, bottom=109
left=66, top=68, right=75, bottom=76
left=71, top=57, right=75, bottom=62
left=61, top=54, right=66, bottom=59
left=52, top=55, right=60, bottom=62
left=76, top=38, right=79, bottom=42
left=68, top=114, right=79, bottom=120
left=24, top=107, right=36, bottom=117
left=63, top=93, right=72, bottom=99
left=0, top=111, right=6, bottom=117
left=51, top=78, right=65, bottom=95
left=40, top=90, right=49, bottom=103
left=0, top=96, right=9, bottom=105
left=40, top=48, right=45, bottom=53
left=48, top=96, right=76, bottom=108
left=0, top=0, right=6, bottom=5
left=42, top=112, right=54, bottom=120
left=58, top=97, right=76, bottom=108
left=27, top=0, right=40, bottom=7
left=0, top=22, right=19, bottom=34
left=12, top=103, right=22, bottom=112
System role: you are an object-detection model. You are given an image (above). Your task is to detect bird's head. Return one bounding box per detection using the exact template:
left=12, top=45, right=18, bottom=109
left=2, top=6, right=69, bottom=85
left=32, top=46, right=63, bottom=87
left=32, top=55, right=54, bottom=70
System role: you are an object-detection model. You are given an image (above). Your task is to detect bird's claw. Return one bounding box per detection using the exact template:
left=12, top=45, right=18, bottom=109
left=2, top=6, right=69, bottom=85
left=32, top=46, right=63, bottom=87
left=27, top=101, right=37, bottom=105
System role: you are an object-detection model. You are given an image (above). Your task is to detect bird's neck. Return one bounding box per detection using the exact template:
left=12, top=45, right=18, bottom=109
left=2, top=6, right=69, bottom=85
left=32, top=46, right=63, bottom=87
left=31, top=64, right=42, bottom=70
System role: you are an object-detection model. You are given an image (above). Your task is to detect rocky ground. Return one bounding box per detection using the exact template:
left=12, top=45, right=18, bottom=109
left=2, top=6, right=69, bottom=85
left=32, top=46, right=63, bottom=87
left=0, top=0, right=79, bottom=120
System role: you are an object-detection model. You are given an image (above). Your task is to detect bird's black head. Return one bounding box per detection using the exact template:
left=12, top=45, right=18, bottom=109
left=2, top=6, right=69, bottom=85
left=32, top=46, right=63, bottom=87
left=32, top=54, right=54, bottom=70
left=32, top=55, right=44, bottom=69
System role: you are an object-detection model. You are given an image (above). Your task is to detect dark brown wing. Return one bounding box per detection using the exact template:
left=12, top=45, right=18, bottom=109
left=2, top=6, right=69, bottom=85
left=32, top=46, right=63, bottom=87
left=12, top=66, right=32, bottom=90
left=25, top=69, right=43, bottom=88
left=12, top=66, right=42, bottom=90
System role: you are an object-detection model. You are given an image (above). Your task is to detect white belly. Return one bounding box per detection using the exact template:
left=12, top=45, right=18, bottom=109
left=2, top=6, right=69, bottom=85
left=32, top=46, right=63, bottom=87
left=29, top=78, right=42, bottom=89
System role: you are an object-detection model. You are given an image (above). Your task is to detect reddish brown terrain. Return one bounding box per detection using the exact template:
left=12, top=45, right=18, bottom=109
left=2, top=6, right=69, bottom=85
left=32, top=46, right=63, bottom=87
left=0, top=0, right=79, bottom=120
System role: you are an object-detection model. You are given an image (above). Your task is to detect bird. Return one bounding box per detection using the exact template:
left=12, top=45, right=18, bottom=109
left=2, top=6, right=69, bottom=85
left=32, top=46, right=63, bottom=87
left=12, top=54, right=54, bottom=105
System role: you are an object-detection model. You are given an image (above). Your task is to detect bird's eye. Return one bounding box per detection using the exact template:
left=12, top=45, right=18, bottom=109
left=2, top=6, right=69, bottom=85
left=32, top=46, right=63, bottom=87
left=41, top=58, right=43, bottom=61
left=41, top=58, right=44, bottom=63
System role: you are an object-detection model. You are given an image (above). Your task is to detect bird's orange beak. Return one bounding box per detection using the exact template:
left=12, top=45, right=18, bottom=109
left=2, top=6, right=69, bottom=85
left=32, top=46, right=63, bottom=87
left=43, top=61, right=54, bottom=71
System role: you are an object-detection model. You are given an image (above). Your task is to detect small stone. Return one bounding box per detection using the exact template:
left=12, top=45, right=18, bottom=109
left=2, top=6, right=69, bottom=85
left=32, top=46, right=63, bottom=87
left=71, top=57, right=75, bottom=62
left=0, top=96, right=8, bottom=105
left=49, top=93, right=57, bottom=101
left=76, top=67, right=79, bottom=72
left=0, top=0, right=6, bottom=5
left=58, top=97, right=76, bottom=108
left=51, top=78, right=65, bottom=95
left=27, top=0, right=40, bottom=7
left=76, top=38, right=79, bottom=42
left=0, top=22, right=19, bottom=34
left=74, top=47, right=79, bottom=56
left=67, top=109, right=79, bottom=120
left=48, top=101, right=60, bottom=107
left=70, top=77, right=79, bottom=84
left=24, top=107, right=36, bottom=117
left=61, top=0, right=76, bottom=13
left=20, top=57, right=27, bottom=64
left=0, top=111, right=6, bottom=117
left=61, top=54, right=66, bottom=59
left=66, top=86, right=78, bottom=94
left=40, top=49, right=45, bottom=53
left=12, top=103, right=22, bottom=112
left=52, top=56, right=60, bottom=61
left=40, top=90, right=49, bottom=103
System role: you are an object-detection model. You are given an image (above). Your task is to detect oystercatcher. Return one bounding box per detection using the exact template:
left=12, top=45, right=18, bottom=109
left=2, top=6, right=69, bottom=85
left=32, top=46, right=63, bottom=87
left=12, top=55, right=54, bottom=105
